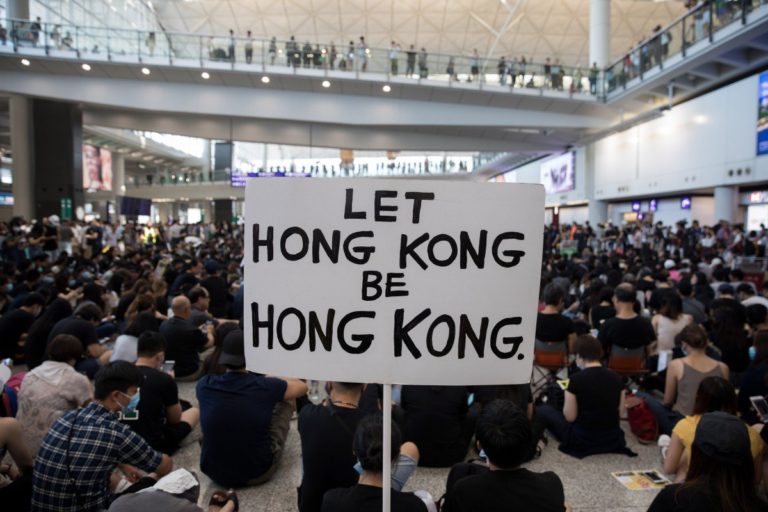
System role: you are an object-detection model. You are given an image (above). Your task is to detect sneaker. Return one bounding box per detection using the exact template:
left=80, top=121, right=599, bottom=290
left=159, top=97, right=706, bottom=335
left=657, top=434, right=671, bottom=460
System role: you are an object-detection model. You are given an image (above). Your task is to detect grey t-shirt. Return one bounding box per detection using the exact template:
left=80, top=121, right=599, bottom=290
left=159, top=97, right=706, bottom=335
left=109, top=491, right=202, bottom=512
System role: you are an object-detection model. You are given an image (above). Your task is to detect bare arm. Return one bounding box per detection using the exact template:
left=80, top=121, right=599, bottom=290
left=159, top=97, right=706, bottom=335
left=663, top=432, right=685, bottom=475
left=663, top=360, right=679, bottom=407
left=563, top=391, right=578, bottom=423
left=0, top=418, right=33, bottom=472
left=166, top=403, right=182, bottom=425
left=155, top=454, right=173, bottom=478
left=282, top=378, right=309, bottom=400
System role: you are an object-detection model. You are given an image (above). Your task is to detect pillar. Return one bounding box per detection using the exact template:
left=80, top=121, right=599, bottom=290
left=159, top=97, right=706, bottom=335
left=31, top=99, right=83, bottom=218
left=589, top=0, right=610, bottom=68
left=9, top=96, right=33, bottom=219
left=7, top=0, right=30, bottom=20
left=111, top=153, right=125, bottom=218
left=588, top=200, right=609, bottom=227
left=714, top=186, right=738, bottom=224
left=213, top=199, right=232, bottom=223
left=202, top=200, right=213, bottom=223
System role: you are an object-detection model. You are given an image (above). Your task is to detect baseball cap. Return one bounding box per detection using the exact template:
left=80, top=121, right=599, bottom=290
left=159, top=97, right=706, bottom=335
left=204, top=259, right=222, bottom=274
left=664, top=259, right=676, bottom=270
left=218, top=330, right=246, bottom=367
left=718, top=283, right=735, bottom=295
left=693, top=411, right=751, bottom=466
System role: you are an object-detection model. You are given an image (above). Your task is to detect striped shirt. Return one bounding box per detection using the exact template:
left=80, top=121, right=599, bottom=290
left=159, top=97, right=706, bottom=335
left=32, top=402, right=163, bottom=512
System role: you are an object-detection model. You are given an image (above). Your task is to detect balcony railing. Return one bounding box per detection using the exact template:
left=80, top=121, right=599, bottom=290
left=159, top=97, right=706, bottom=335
left=0, top=16, right=598, bottom=97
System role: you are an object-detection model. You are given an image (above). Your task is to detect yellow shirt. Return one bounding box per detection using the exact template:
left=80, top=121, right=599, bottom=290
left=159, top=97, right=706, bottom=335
left=673, top=415, right=764, bottom=463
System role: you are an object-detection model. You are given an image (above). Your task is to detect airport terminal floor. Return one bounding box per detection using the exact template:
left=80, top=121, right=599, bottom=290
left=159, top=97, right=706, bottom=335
left=3, top=1, right=768, bottom=512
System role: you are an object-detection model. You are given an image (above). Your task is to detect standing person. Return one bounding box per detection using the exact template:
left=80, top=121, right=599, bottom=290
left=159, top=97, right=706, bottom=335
left=146, top=31, right=155, bottom=57
left=357, top=36, right=368, bottom=72
left=446, top=56, right=456, bottom=80
left=589, top=62, right=598, bottom=94
left=329, top=41, right=338, bottom=69
left=443, top=401, right=569, bottom=512
left=58, top=219, right=74, bottom=256
left=321, top=415, right=427, bottom=512
left=0, top=25, right=7, bottom=46
left=31, top=17, right=41, bottom=46
left=31, top=361, right=173, bottom=512
left=497, top=56, right=507, bottom=85
left=244, top=30, right=253, bottom=64
left=535, top=336, right=632, bottom=458
left=389, top=41, right=399, bottom=75
left=303, top=40, right=313, bottom=68
left=417, top=47, right=428, bottom=78
left=469, top=48, right=480, bottom=82
left=519, top=56, right=527, bottom=84
left=228, top=29, right=235, bottom=62
left=406, top=44, right=416, bottom=76
left=41, top=215, right=59, bottom=261
left=196, top=331, right=307, bottom=487
left=159, top=296, right=213, bottom=381
left=268, top=36, right=277, bottom=65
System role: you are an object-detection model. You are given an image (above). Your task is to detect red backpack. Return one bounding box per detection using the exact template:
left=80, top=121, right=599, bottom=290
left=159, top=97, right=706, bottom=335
left=626, top=393, right=659, bottom=444
left=0, top=371, right=27, bottom=418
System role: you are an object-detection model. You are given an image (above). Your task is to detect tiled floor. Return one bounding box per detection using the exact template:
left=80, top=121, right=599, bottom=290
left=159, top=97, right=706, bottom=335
left=176, top=382, right=664, bottom=512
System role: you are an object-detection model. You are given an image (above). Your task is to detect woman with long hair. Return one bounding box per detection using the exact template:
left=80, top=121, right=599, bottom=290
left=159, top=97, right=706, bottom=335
left=709, top=306, right=750, bottom=382
left=738, top=330, right=768, bottom=424
left=110, top=311, right=159, bottom=363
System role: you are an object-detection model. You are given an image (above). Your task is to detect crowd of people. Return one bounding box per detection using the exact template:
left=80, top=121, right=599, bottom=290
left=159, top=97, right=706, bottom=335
left=0, top=213, right=767, bottom=511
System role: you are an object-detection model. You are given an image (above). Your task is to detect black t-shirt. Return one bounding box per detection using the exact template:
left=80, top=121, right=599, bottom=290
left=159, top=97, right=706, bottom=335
left=401, top=385, right=469, bottom=467
left=598, top=316, right=655, bottom=350
left=48, top=316, right=99, bottom=354
left=169, top=272, right=199, bottom=297
left=201, top=276, right=229, bottom=318
left=0, top=308, right=35, bottom=359
left=709, top=297, right=747, bottom=327
left=298, top=404, right=365, bottom=512
left=445, top=469, right=565, bottom=512
left=159, top=317, right=206, bottom=377
left=535, top=313, right=575, bottom=343
left=322, top=485, right=427, bottom=512
left=590, top=304, right=615, bottom=329
left=647, top=483, right=767, bottom=512
left=114, top=292, right=137, bottom=323
left=568, top=366, right=622, bottom=430
left=122, top=366, right=179, bottom=451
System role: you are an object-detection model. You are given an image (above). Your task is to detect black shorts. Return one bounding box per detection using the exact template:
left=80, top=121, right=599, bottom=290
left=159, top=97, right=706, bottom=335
left=153, top=421, right=193, bottom=455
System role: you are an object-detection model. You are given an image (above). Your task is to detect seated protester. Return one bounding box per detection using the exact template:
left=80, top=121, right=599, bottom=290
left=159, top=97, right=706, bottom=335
left=535, top=283, right=576, bottom=351
left=709, top=284, right=747, bottom=328
left=15, top=335, right=93, bottom=456
left=649, top=412, right=767, bottom=512
left=24, top=298, right=73, bottom=370
left=201, top=322, right=240, bottom=376
left=736, top=282, right=768, bottom=309
left=187, top=286, right=216, bottom=328
left=598, top=283, right=656, bottom=356
left=678, top=279, right=708, bottom=326
left=0, top=291, right=45, bottom=361
left=443, top=400, right=568, bottom=512
left=108, top=480, right=237, bottom=512
left=589, top=286, right=615, bottom=330
left=472, top=384, right=533, bottom=419
left=196, top=330, right=307, bottom=487
left=111, top=312, right=159, bottom=363
left=745, top=304, right=768, bottom=333
left=535, top=335, right=632, bottom=458
left=200, top=260, right=230, bottom=319
left=298, top=382, right=420, bottom=512
left=321, top=415, right=427, bottom=512
left=124, top=332, right=200, bottom=455
left=738, top=330, right=768, bottom=424
left=708, top=306, right=750, bottom=382
left=652, top=292, right=692, bottom=354
left=641, top=325, right=729, bottom=436
left=169, top=258, right=202, bottom=297
left=400, top=385, right=473, bottom=467
left=663, top=377, right=764, bottom=483
left=0, top=418, right=34, bottom=511
left=32, top=361, right=173, bottom=512
left=159, top=296, right=213, bottom=381
left=47, top=301, right=112, bottom=379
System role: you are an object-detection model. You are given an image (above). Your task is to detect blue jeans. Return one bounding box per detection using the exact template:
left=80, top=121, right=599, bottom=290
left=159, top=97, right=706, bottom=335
left=354, top=454, right=418, bottom=491
left=635, top=391, right=683, bottom=436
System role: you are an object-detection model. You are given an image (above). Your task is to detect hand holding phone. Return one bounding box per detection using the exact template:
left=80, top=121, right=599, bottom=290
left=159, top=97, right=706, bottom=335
left=162, top=360, right=175, bottom=375
left=750, top=396, right=768, bottom=422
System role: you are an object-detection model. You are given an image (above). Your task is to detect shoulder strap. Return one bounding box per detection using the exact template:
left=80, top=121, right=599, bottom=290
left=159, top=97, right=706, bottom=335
left=325, top=403, right=354, bottom=436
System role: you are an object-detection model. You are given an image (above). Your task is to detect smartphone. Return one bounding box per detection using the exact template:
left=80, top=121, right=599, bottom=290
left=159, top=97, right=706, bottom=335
left=750, top=396, right=768, bottom=422
left=120, top=410, right=139, bottom=421
left=162, top=360, right=175, bottom=375
left=641, top=470, right=668, bottom=485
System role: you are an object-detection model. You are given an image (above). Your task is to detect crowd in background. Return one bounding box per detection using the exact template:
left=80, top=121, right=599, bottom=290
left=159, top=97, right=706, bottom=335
left=0, top=214, right=766, bottom=511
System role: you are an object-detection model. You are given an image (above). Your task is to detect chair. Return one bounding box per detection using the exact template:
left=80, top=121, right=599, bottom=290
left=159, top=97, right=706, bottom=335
left=608, top=345, right=649, bottom=377
left=532, top=339, right=569, bottom=395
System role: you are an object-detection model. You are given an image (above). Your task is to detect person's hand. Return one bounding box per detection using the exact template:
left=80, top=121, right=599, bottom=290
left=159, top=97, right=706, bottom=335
left=207, top=323, right=215, bottom=336
left=117, top=463, right=143, bottom=483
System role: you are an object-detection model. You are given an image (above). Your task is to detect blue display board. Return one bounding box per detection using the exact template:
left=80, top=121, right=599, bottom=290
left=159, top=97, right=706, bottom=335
left=759, top=71, right=768, bottom=156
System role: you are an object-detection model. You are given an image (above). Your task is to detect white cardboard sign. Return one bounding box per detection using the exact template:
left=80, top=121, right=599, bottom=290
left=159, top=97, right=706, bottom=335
left=244, top=179, right=544, bottom=385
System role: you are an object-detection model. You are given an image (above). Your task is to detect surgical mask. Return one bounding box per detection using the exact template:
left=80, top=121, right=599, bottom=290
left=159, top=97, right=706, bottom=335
left=4, top=283, right=13, bottom=293
left=749, top=346, right=757, bottom=361
left=681, top=346, right=688, bottom=356
left=81, top=271, right=93, bottom=281
left=119, top=390, right=141, bottom=413
left=41, top=276, right=54, bottom=285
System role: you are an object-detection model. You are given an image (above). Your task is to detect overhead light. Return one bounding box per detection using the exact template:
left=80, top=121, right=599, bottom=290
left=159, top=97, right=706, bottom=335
left=382, top=84, right=391, bottom=93
left=261, top=76, right=270, bottom=84
left=141, top=67, right=151, bottom=75
left=20, top=58, right=30, bottom=66
left=321, top=80, right=331, bottom=88
left=201, top=71, right=210, bottom=79
left=81, top=63, right=91, bottom=71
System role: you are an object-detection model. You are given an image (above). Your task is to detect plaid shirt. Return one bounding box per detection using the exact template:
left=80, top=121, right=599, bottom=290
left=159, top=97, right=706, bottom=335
left=32, top=402, right=163, bottom=512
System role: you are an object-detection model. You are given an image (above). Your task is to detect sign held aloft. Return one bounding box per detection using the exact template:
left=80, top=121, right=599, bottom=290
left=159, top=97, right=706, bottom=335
left=244, top=179, right=544, bottom=385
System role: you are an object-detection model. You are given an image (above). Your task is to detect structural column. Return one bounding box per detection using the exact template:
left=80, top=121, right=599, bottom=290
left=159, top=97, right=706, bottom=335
left=714, top=186, right=738, bottom=224
left=9, top=96, right=34, bottom=219
left=111, top=153, right=125, bottom=219
left=589, top=0, right=610, bottom=67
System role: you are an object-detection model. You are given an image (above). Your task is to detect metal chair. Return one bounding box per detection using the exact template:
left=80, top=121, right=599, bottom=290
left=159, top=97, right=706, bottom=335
left=608, top=345, right=649, bottom=378
left=532, top=339, right=569, bottom=396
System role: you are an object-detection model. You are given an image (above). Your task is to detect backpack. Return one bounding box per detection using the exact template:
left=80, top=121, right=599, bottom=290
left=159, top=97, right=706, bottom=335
left=0, top=371, right=26, bottom=417
left=625, top=393, right=658, bottom=444
left=436, top=459, right=489, bottom=511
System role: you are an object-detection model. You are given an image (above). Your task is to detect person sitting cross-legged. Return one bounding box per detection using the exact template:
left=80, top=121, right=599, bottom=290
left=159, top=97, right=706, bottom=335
left=32, top=361, right=173, bottom=512
left=443, top=400, right=570, bottom=512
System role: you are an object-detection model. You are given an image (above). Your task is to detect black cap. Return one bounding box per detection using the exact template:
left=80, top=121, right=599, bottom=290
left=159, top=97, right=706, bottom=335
left=718, top=283, right=735, bottom=295
left=693, top=411, right=751, bottom=466
left=218, top=330, right=245, bottom=367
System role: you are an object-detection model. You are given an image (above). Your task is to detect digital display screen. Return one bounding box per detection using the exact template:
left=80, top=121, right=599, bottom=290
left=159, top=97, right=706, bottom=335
left=231, top=170, right=312, bottom=187
left=649, top=199, right=658, bottom=212
left=680, top=196, right=691, bottom=209
left=758, top=71, right=768, bottom=156
left=540, top=152, right=575, bottom=194
left=83, top=144, right=112, bottom=191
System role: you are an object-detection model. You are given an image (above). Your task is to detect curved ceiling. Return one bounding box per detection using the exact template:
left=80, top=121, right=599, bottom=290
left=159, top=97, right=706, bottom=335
left=152, top=0, right=686, bottom=67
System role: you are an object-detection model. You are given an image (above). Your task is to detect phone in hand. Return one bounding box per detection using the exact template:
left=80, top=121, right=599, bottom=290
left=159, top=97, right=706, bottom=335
left=750, top=396, right=768, bottom=422
left=162, top=360, right=175, bottom=375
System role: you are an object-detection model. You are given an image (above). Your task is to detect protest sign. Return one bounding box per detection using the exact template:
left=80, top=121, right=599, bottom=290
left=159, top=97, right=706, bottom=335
left=244, top=179, right=544, bottom=385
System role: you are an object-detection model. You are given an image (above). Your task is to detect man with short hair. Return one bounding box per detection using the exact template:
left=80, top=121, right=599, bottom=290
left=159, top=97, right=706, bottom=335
left=200, top=260, right=230, bottom=319
left=598, top=283, right=656, bottom=355
left=444, top=400, right=569, bottom=512
left=678, top=279, right=707, bottom=325
left=0, top=291, right=45, bottom=360
left=159, top=296, right=213, bottom=381
left=187, top=286, right=215, bottom=328
left=125, top=331, right=200, bottom=454
left=737, top=282, right=768, bottom=309
left=48, top=301, right=111, bottom=378
left=32, top=361, right=173, bottom=512
left=196, top=330, right=307, bottom=487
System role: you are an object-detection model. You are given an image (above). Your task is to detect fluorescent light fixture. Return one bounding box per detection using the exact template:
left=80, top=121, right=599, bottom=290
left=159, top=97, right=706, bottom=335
left=21, top=59, right=30, bottom=66
left=141, top=67, right=151, bottom=75
left=321, top=80, right=331, bottom=88
left=261, top=76, right=270, bottom=84
left=81, top=63, right=91, bottom=71
left=201, top=71, right=210, bottom=79
left=382, top=84, right=391, bottom=93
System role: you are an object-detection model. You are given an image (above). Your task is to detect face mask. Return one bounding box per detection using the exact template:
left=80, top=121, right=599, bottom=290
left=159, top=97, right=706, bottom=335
left=749, top=346, right=757, bottom=361
left=41, top=276, right=54, bottom=285
left=81, top=271, right=93, bottom=281
left=681, top=346, right=688, bottom=356
left=119, top=390, right=141, bottom=413
left=5, top=283, right=13, bottom=293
